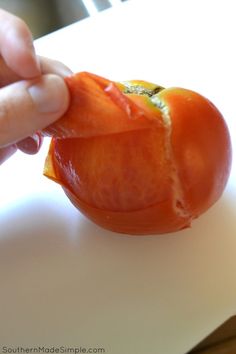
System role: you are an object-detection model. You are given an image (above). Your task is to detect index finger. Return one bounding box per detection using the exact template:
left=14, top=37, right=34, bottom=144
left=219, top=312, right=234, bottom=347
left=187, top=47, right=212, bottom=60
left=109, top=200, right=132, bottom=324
left=0, top=9, right=40, bottom=78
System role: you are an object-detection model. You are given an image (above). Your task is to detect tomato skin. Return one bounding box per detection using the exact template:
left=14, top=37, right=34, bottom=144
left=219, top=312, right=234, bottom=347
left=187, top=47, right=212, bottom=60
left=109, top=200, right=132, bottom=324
left=157, top=88, right=232, bottom=217
left=44, top=72, right=232, bottom=235
left=160, top=88, right=232, bottom=217
left=43, top=72, right=158, bottom=138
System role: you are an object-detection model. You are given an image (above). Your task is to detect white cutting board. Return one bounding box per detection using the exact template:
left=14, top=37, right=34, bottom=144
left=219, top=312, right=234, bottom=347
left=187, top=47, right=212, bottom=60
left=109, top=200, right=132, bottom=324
left=0, top=1, right=235, bottom=353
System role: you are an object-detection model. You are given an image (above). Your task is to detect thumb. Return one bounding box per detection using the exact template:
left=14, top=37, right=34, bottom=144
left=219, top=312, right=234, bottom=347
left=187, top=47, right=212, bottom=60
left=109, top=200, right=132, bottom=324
left=0, top=74, right=69, bottom=147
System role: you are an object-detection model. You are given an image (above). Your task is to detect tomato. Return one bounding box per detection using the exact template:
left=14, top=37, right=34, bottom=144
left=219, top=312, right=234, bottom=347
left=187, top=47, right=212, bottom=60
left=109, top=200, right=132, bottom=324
left=43, top=72, right=232, bottom=235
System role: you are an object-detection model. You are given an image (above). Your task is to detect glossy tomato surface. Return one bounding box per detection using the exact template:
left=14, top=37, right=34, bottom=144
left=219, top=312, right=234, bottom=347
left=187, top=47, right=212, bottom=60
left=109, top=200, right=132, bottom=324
left=43, top=72, right=232, bottom=235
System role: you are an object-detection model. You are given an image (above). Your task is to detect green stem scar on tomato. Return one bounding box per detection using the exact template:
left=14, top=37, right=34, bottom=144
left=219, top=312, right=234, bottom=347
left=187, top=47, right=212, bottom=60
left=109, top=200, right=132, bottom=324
left=43, top=72, right=232, bottom=235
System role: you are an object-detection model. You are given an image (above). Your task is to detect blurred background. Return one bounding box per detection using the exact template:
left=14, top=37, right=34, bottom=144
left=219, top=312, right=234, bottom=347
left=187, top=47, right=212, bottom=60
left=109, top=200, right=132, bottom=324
left=0, top=0, right=128, bottom=38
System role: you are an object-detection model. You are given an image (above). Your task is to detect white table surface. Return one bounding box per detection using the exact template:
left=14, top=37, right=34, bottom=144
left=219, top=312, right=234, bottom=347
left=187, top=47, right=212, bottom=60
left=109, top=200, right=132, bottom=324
left=0, top=1, right=236, bottom=353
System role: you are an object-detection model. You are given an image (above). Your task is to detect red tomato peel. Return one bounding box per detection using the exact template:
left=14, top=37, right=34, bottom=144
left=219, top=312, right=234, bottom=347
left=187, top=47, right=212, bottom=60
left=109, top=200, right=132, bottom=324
left=43, top=72, right=232, bottom=235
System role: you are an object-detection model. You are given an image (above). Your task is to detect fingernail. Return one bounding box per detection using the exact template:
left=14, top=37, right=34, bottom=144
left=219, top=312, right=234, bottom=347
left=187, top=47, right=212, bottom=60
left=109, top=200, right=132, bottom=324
left=28, top=74, right=69, bottom=114
left=17, top=133, right=42, bottom=154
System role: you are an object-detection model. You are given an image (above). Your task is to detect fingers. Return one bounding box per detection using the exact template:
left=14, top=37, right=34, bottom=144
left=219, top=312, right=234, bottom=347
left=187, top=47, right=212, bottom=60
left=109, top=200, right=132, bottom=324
left=0, top=55, right=73, bottom=87
left=0, top=55, right=72, bottom=158
left=0, top=56, right=21, bottom=87
left=0, top=134, right=42, bottom=164
left=0, top=55, right=72, bottom=152
left=16, top=132, right=42, bottom=154
left=0, top=10, right=72, bottom=163
left=39, top=56, right=73, bottom=77
left=0, top=144, right=17, bottom=165
left=0, top=9, right=40, bottom=78
left=0, top=133, right=42, bottom=164
left=0, top=74, right=70, bottom=147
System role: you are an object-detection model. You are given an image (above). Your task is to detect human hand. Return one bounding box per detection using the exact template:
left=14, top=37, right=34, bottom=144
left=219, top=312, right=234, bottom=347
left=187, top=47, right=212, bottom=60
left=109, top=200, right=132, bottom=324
left=0, top=9, right=71, bottom=164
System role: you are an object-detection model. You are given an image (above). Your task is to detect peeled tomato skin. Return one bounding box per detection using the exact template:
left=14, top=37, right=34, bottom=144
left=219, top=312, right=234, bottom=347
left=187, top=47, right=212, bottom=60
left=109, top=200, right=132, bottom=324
left=43, top=72, right=160, bottom=139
